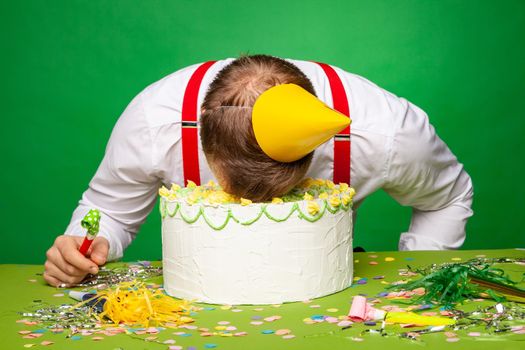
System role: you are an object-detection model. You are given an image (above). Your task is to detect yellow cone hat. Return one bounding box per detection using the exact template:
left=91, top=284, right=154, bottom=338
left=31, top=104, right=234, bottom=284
left=252, top=83, right=351, bottom=162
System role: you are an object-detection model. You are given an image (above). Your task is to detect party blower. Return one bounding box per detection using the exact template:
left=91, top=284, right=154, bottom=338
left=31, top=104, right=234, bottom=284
left=78, top=209, right=101, bottom=256
left=349, top=295, right=455, bottom=326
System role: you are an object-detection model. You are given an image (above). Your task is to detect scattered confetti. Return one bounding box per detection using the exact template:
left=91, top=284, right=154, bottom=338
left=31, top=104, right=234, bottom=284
left=71, top=263, right=162, bottom=289
left=14, top=254, right=525, bottom=348
left=337, top=320, right=353, bottom=327
left=275, top=329, right=291, bottom=335
left=325, top=316, right=339, bottom=323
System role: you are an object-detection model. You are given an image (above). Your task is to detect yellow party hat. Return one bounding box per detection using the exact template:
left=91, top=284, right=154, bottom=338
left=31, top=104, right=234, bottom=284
left=252, top=83, right=350, bottom=162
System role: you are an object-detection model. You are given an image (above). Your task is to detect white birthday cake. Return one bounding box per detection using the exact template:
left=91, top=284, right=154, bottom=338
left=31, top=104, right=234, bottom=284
left=159, top=178, right=355, bottom=305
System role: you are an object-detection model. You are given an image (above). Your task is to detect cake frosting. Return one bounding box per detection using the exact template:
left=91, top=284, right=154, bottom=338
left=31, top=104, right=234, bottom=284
left=159, top=178, right=355, bottom=305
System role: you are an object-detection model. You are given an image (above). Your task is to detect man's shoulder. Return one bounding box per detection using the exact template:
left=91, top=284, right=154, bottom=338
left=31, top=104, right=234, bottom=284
left=288, top=58, right=407, bottom=139
left=136, top=59, right=235, bottom=129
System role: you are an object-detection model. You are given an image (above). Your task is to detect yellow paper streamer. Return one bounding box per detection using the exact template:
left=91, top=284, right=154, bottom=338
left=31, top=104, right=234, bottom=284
left=74, top=281, right=193, bottom=328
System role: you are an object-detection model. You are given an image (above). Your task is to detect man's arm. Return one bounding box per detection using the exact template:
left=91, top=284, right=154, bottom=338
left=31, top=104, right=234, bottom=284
left=63, top=92, right=161, bottom=261
left=383, top=98, right=474, bottom=250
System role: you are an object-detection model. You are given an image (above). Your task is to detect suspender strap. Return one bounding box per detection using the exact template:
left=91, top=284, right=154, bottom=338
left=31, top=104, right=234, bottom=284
left=313, top=62, right=351, bottom=185
left=181, top=61, right=217, bottom=186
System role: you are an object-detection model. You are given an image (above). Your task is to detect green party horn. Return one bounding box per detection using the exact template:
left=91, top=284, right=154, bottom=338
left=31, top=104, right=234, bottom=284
left=79, top=209, right=101, bottom=255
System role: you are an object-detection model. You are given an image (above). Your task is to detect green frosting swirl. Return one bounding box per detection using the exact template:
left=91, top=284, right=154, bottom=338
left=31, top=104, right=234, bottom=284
left=159, top=199, right=351, bottom=231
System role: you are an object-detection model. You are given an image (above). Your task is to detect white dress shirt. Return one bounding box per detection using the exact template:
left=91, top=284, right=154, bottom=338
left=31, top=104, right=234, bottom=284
left=64, top=58, right=474, bottom=261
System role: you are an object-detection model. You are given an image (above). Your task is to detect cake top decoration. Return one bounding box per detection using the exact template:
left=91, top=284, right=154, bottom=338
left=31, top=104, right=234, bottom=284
left=158, top=177, right=356, bottom=208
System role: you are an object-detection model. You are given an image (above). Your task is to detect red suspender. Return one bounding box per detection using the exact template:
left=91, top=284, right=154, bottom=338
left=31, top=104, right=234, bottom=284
left=181, top=61, right=217, bottom=185
left=313, top=62, right=351, bottom=185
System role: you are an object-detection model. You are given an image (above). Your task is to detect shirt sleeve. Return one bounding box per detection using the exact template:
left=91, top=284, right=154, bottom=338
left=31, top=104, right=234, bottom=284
left=383, top=98, right=474, bottom=250
left=64, top=92, right=161, bottom=261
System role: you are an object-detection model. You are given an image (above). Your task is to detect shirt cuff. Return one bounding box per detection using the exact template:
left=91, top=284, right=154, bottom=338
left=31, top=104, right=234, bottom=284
left=398, top=232, right=461, bottom=251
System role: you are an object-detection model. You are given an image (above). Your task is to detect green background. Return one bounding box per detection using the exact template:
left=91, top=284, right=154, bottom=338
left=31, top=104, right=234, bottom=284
left=1, top=0, right=524, bottom=264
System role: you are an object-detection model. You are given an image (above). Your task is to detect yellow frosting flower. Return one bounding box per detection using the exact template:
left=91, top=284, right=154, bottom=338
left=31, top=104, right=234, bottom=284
left=315, top=178, right=325, bottom=186
left=329, top=195, right=341, bottom=207
left=299, top=178, right=316, bottom=188
left=319, top=192, right=329, bottom=199
left=303, top=192, right=314, bottom=201
left=307, top=200, right=320, bottom=215
left=206, top=180, right=217, bottom=188
left=217, top=191, right=235, bottom=203
left=171, top=183, right=181, bottom=191
left=207, top=197, right=220, bottom=205
left=339, top=183, right=349, bottom=192
left=347, top=187, right=356, bottom=199
left=341, top=194, right=351, bottom=206
left=211, top=190, right=235, bottom=205
left=240, top=198, right=252, bottom=206
left=159, top=186, right=170, bottom=197
left=167, top=193, right=177, bottom=201
left=271, top=197, right=284, bottom=204
left=326, top=180, right=336, bottom=189
left=331, top=189, right=340, bottom=196
left=187, top=180, right=197, bottom=188
left=186, top=193, right=199, bottom=205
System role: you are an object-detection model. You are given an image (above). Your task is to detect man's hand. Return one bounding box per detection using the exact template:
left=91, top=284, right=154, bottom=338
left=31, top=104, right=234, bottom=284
left=44, top=235, right=109, bottom=287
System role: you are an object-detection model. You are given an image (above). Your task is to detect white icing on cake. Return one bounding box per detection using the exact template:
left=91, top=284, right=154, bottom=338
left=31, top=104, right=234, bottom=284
left=160, top=182, right=354, bottom=305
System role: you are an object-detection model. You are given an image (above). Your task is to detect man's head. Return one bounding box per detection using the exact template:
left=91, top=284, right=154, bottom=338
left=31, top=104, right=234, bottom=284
left=200, top=54, right=316, bottom=202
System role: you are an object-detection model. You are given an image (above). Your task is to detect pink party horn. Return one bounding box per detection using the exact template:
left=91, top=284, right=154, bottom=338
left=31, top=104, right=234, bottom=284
left=348, top=295, right=386, bottom=322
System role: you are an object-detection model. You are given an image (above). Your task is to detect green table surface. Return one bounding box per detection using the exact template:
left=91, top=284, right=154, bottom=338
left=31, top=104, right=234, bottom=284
left=2, top=248, right=524, bottom=350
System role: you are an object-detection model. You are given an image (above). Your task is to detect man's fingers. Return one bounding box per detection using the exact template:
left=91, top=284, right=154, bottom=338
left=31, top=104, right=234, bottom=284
left=44, top=261, right=85, bottom=286
left=88, top=237, right=109, bottom=266
left=43, top=270, right=63, bottom=287
left=46, top=245, right=85, bottom=277
left=57, top=236, right=98, bottom=273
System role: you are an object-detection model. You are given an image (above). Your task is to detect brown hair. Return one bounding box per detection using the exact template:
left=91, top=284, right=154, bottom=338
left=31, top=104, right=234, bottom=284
left=200, top=54, right=316, bottom=202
